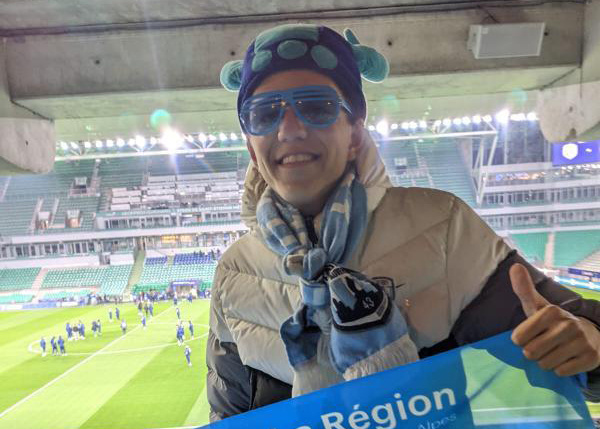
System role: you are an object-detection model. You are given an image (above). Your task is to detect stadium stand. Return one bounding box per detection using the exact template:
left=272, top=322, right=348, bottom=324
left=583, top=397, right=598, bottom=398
left=0, top=293, right=34, bottom=304
left=510, top=233, right=549, bottom=264
left=0, top=267, right=40, bottom=291
left=0, top=199, right=37, bottom=236
left=173, top=253, right=213, bottom=265
left=576, top=250, right=600, bottom=272
left=145, top=256, right=168, bottom=265
left=418, top=140, right=477, bottom=206
left=41, top=290, right=92, bottom=301
left=138, top=259, right=217, bottom=285
left=41, top=265, right=132, bottom=295
left=554, top=230, right=600, bottom=268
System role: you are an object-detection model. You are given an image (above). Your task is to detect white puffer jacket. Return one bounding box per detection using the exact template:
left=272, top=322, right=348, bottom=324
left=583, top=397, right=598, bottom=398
left=207, top=128, right=600, bottom=422
left=210, top=128, right=510, bottom=384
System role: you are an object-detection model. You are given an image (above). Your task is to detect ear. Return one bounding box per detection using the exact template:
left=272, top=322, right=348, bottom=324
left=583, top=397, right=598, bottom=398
left=347, top=121, right=364, bottom=161
left=246, top=140, right=257, bottom=164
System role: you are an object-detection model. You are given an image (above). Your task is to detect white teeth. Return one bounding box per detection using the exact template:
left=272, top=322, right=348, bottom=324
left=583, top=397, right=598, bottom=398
left=280, top=154, right=316, bottom=165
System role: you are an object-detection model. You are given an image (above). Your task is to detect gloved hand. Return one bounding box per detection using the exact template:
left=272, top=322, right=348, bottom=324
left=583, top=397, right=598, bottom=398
left=323, top=264, right=419, bottom=379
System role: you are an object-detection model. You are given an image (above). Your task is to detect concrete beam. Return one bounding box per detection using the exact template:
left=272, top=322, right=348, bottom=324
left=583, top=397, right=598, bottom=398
left=6, top=5, right=582, bottom=102
left=0, top=39, right=55, bottom=175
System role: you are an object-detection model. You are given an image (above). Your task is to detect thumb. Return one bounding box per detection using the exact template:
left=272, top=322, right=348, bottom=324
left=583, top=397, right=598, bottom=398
left=510, top=263, right=549, bottom=317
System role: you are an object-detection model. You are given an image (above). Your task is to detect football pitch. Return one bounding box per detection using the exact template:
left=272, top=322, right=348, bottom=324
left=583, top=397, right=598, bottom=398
left=0, top=300, right=211, bottom=429
left=0, top=288, right=598, bottom=429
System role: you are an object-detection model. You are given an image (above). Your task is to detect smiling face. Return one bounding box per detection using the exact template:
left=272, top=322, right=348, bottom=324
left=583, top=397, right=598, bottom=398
left=245, top=70, right=363, bottom=216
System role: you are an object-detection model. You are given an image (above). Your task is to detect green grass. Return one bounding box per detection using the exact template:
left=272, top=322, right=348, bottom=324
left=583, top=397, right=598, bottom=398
left=0, top=288, right=598, bottom=429
left=0, top=300, right=211, bottom=429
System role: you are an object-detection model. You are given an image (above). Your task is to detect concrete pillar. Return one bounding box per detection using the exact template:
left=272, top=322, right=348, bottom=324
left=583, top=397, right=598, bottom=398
left=0, top=38, right=55, bottom=175
left=537, top=0, right=600, bottom=142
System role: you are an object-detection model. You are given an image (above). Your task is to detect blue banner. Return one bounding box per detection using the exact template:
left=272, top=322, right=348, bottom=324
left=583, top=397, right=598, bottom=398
left=199, top=331, right=593, bottom=429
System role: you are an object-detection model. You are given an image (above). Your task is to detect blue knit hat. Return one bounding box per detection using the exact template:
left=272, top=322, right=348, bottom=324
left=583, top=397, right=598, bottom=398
left=220, top=24, right=389, bottom=124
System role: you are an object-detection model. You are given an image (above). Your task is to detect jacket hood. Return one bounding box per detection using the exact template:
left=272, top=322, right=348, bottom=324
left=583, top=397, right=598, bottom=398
left=240, top=127, right=392, bottom=230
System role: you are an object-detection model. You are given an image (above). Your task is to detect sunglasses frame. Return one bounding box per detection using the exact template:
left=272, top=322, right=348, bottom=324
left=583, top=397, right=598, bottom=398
left=240, top=85, right=353, bottom=136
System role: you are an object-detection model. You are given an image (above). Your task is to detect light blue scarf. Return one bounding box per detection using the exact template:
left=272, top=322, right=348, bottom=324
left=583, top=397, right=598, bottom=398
left=256, top=170, right=367, bottom=363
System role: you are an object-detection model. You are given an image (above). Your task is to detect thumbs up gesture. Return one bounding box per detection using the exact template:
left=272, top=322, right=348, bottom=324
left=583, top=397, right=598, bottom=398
left=510, top=263, right=600, bottom=376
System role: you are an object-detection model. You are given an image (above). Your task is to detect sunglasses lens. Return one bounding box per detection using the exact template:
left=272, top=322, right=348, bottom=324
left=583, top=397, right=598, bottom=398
left=243, top=102, right=281, bottom=135
left=295, top=99, right=339, bottom=126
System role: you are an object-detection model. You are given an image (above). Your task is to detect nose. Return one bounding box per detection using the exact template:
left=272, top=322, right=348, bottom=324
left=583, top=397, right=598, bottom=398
left=277, top=103, right=308, bottom=142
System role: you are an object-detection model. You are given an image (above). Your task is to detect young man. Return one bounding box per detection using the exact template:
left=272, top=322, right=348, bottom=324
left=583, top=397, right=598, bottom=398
left=108, top=307, right=113, bottom=322
left=50, top=336, right=57, bottom=356
left=65, top=322, right=72, bottom=341
left=149, top=302, right=154, bottom=318
left=188, top=320, right=194, bottom=339
left=207, top=23, right=600, bottom=422
left=141, top=314, right=146, bottom=329
left=121, top=319, right=127, bottom=335
left=96, top=319, right=102, bottom=336
left=115, top=307, right=120, bottom=321
left=91, top=320, right=98, bottom=337
left=58, top=335, right=66, bottom=356
left=185, top=345, right=192, bottom=367
left=176, top=323, right=183, bottom=346
left=40, top=337, right=46, bottom=357
left=175, top=306, right=181, bottom=320
left=78, top=321, right=85, bottom=340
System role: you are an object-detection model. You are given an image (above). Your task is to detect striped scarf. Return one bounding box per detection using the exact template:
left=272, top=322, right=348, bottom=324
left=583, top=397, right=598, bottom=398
left=256, top=170, right=367, bottom=367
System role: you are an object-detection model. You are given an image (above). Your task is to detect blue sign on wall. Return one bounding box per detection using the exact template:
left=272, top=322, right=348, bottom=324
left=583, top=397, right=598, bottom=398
left=552, top=140, right=600, bottom=166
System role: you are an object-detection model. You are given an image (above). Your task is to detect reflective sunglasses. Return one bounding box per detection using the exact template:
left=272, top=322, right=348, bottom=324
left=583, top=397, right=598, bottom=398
left=240, top=85, right=353, bottom=136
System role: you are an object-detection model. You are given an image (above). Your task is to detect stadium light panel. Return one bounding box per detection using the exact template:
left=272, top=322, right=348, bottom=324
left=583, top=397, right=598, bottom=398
left=116, top=138, right=125, bottom=148
left=461, top=117, right=471, bottom=125
left=527, top=112, right=538, bottom=121
left=150, top=136, right=158, bottom=145
left=185, top=134, right=194, bottom=143
left=452, top=118, right=462, bottom=126
left=135, top=135, right=146, bottom=148
left=409, top=121, right=418, bottom=130
left=198, top=133, right=208, bottom=144
left=83, top=141, right=91, bottom=149
left=367, top=125, right=375, bottom=131
left=161, top=127, right=184, bottom=151
left=433, top=120, right=442, bottom=127
left=128, top=138, right=136, bottom=147
left=483, top=115, right=493, bottom=123
left=442, top=118, right=451, bottom=127
left=401, top=122, right=409, bottom=130
left=219, top=132, right=228, bottom=142
left=375, top=119, right=389, bottom=136
left=495, top=109, right=510, bottom=124
left=472, top=115, right=482, bottom=124
left=70, top=142, right=79, bottom=150
left=59, top=141, right=68, bottom=151
left=208, top=134, right=217, bottom=142
left=510, top=113, right=526, bottom=121
left=230, top=133, right=238, bottom=140
left=390, top=123, right=398, bottom=130
left=95, top=140, right=103, bottom=149
left=106, top=139, right=114, bottom=148
left=419, top=120, right=427, bottom=129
